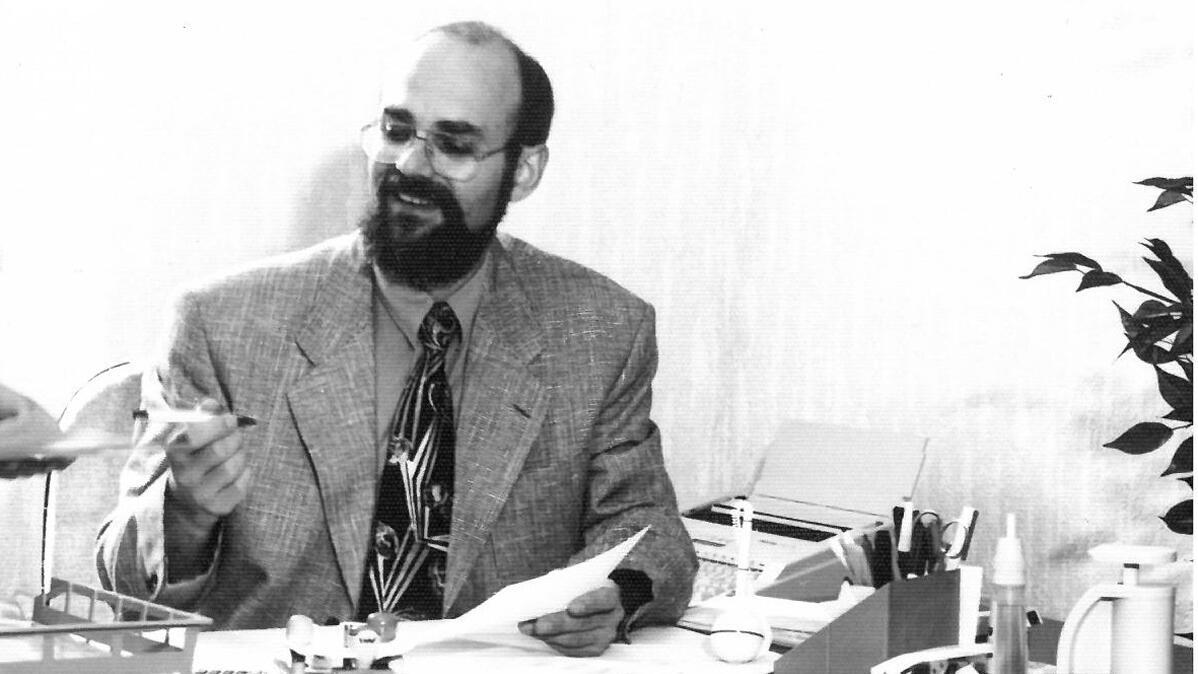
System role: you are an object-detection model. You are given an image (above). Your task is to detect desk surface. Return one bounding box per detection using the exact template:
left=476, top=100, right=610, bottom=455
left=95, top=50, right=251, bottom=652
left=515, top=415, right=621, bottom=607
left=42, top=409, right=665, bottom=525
left=194, top=625, right=779, bottom=674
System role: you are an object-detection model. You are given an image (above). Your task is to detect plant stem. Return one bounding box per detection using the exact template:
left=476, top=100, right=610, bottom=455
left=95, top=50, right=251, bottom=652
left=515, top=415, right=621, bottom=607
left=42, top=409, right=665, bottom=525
left=1121, top=281, right=1174, bottom=303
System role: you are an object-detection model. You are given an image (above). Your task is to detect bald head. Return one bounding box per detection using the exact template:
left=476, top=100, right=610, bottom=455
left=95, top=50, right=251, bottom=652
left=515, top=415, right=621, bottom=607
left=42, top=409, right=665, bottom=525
left=379, top=33, right=520, bottom=153
left=424, top=21, right=554, bottom=148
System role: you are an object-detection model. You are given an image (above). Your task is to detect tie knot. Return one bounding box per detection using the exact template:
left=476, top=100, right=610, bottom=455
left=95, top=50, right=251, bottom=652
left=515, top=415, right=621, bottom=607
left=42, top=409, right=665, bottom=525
left=419, top=302, right=460, bottom=352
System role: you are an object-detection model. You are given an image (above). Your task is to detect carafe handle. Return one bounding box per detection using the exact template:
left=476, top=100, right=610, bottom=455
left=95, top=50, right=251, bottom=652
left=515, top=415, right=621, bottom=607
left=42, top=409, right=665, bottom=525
left=1055, top=583, right=1131, bottom=674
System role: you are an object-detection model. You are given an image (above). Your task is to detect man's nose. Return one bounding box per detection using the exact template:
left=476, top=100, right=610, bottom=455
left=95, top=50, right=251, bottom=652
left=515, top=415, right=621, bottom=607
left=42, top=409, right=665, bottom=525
left=393, top=138, right=436, bottom=178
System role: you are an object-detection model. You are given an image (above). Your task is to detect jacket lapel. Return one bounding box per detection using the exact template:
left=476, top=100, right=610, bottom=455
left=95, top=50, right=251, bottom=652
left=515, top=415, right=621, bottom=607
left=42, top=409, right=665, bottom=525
left=443, top=245, right=549, bottom=611
left=286, top=239, right=378, bottom=604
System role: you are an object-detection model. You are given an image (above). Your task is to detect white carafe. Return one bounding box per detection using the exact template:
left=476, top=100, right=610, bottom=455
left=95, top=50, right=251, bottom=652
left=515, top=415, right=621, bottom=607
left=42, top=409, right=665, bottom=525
left=1056, top=544, right=1177, bottom=674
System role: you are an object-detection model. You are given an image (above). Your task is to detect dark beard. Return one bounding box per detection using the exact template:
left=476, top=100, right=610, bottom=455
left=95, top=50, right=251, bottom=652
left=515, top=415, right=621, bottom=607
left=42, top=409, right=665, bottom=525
left=361, top=162, right=515, bottom=290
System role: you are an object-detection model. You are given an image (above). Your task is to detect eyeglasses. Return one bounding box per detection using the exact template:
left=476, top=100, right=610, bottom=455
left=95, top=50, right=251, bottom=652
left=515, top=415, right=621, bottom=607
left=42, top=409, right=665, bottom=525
left=360, top=118, right=513, bottom=182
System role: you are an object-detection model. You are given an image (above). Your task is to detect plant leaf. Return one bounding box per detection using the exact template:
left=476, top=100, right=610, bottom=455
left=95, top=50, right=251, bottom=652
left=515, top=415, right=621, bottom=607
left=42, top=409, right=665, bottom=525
left=1123, top=341, right=1173, bottom=365
left=1104, top=422, right=1173, bottom=454
left=1141, top=238, right=1177, bottom=260
left=1160, top=499, right=1193, bottom=535
left=1115, top=302, right=1136, bottom=333
left=1044, top=252, right=1102, bottom=270
left=1121, top=304, right=1183, bottom=363
left=1156, top=366, right=1192, bottom=416
left=1020, top=258, right=1077, bottom=279
left=1142, top=255, right=1193, bottom=305
left=1162, top=437, right=1193, bottom=477
left=1164, top=408, right=1193, bottom=423
left=1141, top=239, right=1193, bottom=297
left=1148, top=190, right=1189, bottom=212
left=1077, top=270, right=1122, bottom=291
left=1134, top=299, right=1170, bottom=319
left=1173, top=323, right=1193, bottom=358
left=1135, top=177, right=1194, bottom=194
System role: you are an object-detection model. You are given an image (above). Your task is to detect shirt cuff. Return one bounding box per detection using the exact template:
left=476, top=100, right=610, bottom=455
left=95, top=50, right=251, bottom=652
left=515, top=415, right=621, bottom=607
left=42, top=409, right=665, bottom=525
left=140, top=476, right=222, bottom=606
left=609, top=569, right=654, bottom=642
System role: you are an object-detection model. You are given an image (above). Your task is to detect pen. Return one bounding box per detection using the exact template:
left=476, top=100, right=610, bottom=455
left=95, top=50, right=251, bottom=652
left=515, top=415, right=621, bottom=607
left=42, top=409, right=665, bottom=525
left=132, top=409, right=258, bottom=427
left=896, top=499, right=915, bottom=553
left=732, top=496, right=754, bottom=598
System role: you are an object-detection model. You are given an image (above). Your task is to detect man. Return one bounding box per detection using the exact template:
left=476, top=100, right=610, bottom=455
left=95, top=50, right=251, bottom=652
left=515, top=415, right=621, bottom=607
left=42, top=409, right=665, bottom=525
left=96, top=21, right=697, bottom=656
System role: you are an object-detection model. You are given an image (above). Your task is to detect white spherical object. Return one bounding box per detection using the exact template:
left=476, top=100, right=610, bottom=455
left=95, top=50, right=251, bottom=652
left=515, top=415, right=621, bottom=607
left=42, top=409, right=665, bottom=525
left=708, top=606, right=772, bottom=664
left=284, top=614, right=314, bottom=650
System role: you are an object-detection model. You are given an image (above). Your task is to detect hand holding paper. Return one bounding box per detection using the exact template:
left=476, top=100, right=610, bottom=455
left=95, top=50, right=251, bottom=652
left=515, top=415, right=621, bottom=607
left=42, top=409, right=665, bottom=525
left=517, top=579, right=623, bottom=656
left=372, top=527, right=650, bottom=658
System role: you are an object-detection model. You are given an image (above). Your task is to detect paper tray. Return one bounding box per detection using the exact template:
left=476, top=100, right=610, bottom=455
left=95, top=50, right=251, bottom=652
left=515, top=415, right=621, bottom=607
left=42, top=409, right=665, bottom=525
left=0, top=578, right=211, bottom=674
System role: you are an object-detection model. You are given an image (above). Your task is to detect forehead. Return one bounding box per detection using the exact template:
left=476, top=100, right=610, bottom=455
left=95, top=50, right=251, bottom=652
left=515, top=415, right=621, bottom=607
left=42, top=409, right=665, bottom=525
left=378, top=34, right=521, bottom=138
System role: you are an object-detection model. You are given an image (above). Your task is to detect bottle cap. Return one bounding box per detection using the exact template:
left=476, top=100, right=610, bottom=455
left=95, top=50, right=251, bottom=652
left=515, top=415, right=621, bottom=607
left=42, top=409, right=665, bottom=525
left=992, top=513, right=1025, bottom=586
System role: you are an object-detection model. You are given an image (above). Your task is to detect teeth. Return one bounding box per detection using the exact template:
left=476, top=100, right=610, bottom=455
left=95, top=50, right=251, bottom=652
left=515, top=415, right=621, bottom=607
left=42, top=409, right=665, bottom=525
left=397, top=193, right=433, bottom=207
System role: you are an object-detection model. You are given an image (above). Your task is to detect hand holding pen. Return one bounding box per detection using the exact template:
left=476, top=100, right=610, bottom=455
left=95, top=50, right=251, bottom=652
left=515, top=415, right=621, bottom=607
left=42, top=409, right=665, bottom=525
left=137, top=399, right=256, bottom=581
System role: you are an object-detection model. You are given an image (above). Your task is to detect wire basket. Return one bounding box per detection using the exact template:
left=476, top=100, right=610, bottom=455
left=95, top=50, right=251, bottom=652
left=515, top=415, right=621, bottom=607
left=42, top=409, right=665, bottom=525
left=0, top=577, right=211, bottom=674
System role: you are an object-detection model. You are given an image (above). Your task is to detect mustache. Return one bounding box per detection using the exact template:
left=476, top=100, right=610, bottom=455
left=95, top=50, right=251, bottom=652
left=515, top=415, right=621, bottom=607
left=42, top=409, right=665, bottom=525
left=377, top=169, right=458, bottom=212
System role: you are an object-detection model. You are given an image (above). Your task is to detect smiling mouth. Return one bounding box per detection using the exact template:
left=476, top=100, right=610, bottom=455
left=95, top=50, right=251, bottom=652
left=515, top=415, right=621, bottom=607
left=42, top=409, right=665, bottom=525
left=394, top=192, right=438, bottom=208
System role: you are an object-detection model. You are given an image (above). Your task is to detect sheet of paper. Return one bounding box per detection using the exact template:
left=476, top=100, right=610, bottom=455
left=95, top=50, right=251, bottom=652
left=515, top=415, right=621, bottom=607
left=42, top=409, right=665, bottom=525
left=0, top=430, right=135, bottom=460
left=375, top=527, right=650, bottom=656
left=457, top=526, right=649, bottom=628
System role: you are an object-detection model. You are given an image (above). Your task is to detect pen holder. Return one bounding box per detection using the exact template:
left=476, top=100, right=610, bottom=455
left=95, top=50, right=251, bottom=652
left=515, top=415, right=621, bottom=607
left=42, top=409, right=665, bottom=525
left=773, top=569, right=963, bottom=674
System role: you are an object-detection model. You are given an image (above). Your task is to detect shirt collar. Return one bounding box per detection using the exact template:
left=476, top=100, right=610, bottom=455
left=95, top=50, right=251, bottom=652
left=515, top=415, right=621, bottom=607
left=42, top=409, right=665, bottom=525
left=371, top=249, right=491, bottom=348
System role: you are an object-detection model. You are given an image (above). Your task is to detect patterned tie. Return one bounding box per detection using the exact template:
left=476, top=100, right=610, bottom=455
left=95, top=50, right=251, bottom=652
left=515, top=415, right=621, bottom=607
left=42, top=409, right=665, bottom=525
left=358, top=301, right=460, bottom=620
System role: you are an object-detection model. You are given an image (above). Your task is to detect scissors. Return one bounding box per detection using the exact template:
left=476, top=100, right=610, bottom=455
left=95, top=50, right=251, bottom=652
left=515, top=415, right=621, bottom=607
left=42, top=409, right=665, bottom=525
left=890, top=503, right=979, bottom=579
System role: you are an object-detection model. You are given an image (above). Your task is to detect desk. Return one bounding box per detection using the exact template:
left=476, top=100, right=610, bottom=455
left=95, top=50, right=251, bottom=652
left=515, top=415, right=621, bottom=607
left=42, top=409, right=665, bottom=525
left=191, top=622, right=1195, bottom=674
left=194, top=625, right=780, bottom=674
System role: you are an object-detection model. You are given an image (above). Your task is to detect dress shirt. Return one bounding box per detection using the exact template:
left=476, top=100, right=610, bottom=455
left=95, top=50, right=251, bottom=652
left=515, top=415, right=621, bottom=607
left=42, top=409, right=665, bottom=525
left=371, top=252, right=490, bottom=465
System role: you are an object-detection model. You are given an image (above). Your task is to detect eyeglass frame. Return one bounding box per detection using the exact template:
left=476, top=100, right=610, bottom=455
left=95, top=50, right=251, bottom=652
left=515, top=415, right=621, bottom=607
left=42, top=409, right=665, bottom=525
left=359, top=118, right=518, bottom=183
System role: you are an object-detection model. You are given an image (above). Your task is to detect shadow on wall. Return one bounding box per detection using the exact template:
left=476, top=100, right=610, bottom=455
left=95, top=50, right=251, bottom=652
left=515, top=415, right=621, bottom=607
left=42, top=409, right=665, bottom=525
left=914, top=371, right=1192, bottom=632
left=288, top=144, right=370, bottom=252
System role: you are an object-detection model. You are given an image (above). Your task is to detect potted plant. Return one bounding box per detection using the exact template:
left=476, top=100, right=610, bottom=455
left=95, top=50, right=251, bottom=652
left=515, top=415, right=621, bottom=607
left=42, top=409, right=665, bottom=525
left=1020, top=177, right=1192, bottom=536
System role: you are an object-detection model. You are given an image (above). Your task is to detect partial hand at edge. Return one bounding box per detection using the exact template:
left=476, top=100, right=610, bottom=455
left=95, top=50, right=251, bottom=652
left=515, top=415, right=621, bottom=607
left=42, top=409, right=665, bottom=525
left=0, top=381, right=71, bottom=478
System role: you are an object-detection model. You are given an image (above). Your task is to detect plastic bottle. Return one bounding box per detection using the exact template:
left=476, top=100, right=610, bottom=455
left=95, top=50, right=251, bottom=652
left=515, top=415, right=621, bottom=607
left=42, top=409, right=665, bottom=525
left=990, top=513, right=1028, bottom=674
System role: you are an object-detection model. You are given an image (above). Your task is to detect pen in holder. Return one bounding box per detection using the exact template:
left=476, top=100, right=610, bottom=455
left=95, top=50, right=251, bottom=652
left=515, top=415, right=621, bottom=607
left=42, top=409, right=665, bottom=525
left=709, top=496, right=773, bottom=664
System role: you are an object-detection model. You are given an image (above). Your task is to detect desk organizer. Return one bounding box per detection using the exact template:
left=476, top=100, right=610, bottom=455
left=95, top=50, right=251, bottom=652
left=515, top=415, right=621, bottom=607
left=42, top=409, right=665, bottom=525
left=0, top=577, right=211, bottom=674
left=774, top=569, right=962, bottom=674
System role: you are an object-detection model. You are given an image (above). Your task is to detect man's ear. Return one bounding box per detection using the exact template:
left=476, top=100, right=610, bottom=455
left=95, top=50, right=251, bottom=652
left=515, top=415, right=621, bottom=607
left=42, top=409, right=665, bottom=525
left=508, top=145, right=549, bottom=203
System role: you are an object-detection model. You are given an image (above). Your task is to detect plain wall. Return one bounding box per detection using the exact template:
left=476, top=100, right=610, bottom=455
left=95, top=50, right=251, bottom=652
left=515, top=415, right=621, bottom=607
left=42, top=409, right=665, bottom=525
left=1, top=1, right=1192, bottom=629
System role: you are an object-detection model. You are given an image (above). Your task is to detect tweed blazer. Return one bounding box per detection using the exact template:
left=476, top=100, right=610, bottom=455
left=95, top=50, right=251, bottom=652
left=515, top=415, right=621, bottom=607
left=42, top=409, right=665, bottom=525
left=96, top=231, right=697, bottom=630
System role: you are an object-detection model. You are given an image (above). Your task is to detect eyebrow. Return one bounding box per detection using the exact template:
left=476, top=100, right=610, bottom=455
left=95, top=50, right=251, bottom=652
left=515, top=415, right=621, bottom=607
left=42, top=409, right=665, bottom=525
left=381, top=107, right=484, bottom=138
left=432, top=120, right=483, bottom=137
left=381, top=107, right=414, bottom=123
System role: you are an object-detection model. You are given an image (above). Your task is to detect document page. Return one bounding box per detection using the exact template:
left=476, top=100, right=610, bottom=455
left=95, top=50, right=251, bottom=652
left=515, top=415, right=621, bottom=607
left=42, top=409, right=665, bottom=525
left=376, top=527, right=650, bottom=655
left=459, top=526, right=649, bottom=628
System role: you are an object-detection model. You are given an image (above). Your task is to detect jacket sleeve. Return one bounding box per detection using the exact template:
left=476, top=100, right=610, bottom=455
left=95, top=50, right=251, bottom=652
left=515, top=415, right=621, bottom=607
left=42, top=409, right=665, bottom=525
left=95, top=289, right=227, bottom=609
left=569, top=302, right=698, bottom=628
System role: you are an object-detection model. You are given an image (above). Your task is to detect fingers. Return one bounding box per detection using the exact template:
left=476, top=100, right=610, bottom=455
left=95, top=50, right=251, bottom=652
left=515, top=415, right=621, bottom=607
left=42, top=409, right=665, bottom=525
left=518, top=584, right=623, bottom=657
left=164, top=399, right=251, bottom=522
left=536, top=622, right=619, bottom=657
left=566, top=583, right=621, bottom=617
